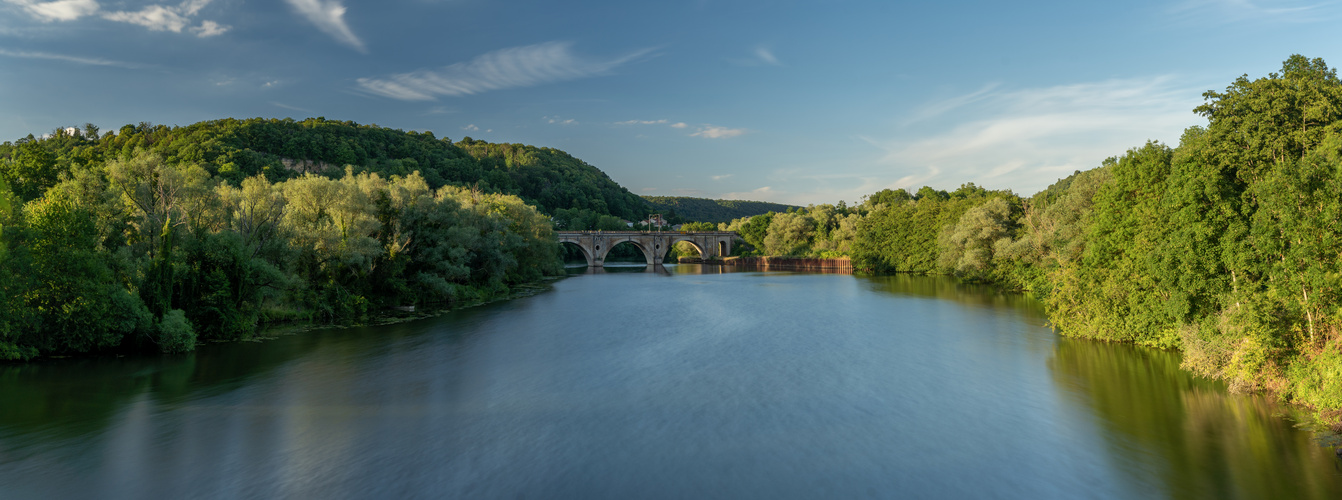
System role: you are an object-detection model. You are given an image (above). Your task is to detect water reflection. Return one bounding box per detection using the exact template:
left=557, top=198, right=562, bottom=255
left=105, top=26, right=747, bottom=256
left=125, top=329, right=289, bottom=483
left=1049, top=338, right=1342, bottom=499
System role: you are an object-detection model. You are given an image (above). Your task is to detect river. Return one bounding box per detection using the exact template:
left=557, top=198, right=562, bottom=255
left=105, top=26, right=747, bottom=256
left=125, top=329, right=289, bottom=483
left=1, top=265, right=1339, bottom=498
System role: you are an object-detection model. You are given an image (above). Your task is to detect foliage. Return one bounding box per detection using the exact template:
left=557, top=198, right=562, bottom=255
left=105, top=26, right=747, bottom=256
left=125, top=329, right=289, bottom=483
left=713, top=56, right=1342, bottom=421
left=642, top=196, right=798, bottom=223
left=0, top=142, right=565, bottom=358
left=156, top=309, right=196, bottom=354
left=0, top=117, right=649, bottom=221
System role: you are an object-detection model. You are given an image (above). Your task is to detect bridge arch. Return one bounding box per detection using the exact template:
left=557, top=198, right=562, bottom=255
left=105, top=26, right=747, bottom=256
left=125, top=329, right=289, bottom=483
left=600, top=238, right=656, bottom=266
left=666, top=237, right=706, bottom=261
left=559, top=241, right=595, bottom=267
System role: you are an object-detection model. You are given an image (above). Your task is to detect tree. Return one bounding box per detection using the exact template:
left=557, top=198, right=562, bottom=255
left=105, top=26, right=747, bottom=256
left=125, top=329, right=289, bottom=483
left=14, top=196, right=150, bottom=357
left=2, top=140, right=58, bottom=201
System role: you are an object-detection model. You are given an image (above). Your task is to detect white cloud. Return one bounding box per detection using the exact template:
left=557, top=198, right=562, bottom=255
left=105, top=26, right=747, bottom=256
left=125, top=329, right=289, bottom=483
left=6, top=0, right=99, bottom=22
left=0, top=47, right=142, bottom=68
left=190, top=19, right=227, bottom=36
left=101, top=0, right=229, bottom=36
left=284, top=0, right=364, bottom=52
left=691, top=125, right=747, bottom=139
left=872, top=75, right=1204, bottom=194
left=103, top=5, right=189, bottom=30
left=462, top=124, right=479, bottom=131
left=670, top=122, right=687, bottom=129
left=711, top=174, right=733, bottom=181
left=356, top=41, right=654, bottom=101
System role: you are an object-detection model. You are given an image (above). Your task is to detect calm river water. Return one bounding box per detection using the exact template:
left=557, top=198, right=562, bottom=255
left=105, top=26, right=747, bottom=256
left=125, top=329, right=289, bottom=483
left=2, top=265, right=1340, bottom=499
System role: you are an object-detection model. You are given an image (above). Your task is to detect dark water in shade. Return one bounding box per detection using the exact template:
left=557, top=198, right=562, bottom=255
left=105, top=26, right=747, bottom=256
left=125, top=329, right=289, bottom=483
left=2, top=265, right=1340, bottom=499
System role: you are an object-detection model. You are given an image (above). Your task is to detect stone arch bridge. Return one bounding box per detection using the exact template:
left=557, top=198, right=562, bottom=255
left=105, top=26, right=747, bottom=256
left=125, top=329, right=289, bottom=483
left=556, top=231, right=737, bottom=267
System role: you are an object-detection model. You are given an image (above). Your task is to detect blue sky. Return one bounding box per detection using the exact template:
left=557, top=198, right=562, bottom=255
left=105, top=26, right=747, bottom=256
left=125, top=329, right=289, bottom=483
left=1, top=0, right=1338, bottom=205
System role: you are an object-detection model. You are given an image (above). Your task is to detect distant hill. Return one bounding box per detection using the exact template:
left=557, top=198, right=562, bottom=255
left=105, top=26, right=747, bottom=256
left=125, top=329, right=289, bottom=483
left=1, top=117, right=649, bottom=220
left=642, top=196, right=799, bottom=223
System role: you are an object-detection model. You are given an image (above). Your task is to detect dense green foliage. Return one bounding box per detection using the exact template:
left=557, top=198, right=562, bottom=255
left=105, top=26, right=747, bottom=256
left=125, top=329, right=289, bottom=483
left=724, top=56, right=1342, bottom=421
left=643, top=196, right=798, bottom=224
left=0, top=142, right=563, bottom=359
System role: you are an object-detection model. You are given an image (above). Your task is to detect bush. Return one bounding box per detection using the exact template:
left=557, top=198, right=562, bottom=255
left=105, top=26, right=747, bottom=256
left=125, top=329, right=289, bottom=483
left=157, top=309, right=197, bottom=354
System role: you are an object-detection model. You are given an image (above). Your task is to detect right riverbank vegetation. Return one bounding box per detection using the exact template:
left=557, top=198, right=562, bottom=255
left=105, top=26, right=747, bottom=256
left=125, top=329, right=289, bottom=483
left=722, top=55, right=1342, bottom=425
left=2, top=55, right=1341, bottom=425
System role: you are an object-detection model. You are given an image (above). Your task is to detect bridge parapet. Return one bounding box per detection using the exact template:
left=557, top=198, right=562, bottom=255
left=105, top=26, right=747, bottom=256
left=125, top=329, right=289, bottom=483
left=555, top=231, right=738, bottom=267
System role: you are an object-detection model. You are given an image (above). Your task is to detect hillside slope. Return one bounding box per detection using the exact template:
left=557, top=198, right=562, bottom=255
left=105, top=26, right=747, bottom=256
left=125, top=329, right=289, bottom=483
left=642, top=196, right=799, bottom=223
left=0, top=117, right=648, bottom=220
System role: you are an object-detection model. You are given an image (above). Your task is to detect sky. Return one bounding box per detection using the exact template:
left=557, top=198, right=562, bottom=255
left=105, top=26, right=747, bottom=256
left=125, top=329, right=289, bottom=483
left=1, top=0, right=1338, bottom=205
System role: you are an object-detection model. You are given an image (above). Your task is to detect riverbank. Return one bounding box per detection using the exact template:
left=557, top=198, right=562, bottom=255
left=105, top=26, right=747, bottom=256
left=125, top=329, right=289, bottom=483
left=724, top=256, right=853, bottom=273
left=240, top=276, right=567, bottom=342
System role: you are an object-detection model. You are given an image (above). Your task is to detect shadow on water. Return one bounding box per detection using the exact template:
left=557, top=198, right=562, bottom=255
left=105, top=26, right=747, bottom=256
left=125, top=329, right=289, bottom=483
left=860, top=273, right=1049, bottom=322
left=0, top=302, right=507, bottom=452
left=1050, top=334, right=1342, bottom=499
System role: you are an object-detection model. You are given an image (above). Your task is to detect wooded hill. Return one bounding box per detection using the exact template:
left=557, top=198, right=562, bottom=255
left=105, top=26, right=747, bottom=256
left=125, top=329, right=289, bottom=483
left=0, top=117, right=649, bottom=221
left=642, top=196, right=798, bottom=223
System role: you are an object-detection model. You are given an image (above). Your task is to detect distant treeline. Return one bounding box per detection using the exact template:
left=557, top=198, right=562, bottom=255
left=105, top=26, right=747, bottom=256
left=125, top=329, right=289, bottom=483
left=722, top=55, right=1342, bottom=420
left=642, top=196, right=798, bottom=224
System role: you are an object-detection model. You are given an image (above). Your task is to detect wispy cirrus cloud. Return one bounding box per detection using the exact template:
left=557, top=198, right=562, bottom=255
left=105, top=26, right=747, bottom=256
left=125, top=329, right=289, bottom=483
left=0, top=47, right=144, bottom=68
left=616, top=119, right=668, bottom=125
left=616, top=119, right=689, bottom=130
left=867, top=75, right=1204, bottom=195
left=271, top=101, right=312, bottom=113
left=4, top=0, right=98, bottom=22
left=691, top=125, right=747, bottom=139
left=284, top=0, right=364, bottom=52
left=728, top=44, right=784, bottom=67
left=101, top=0, right=230, bottom=37
left=754, top=46, right=781, bottom=66
left=722, top=186, right=774, bottom=200
left=356, top=41, right=655, bottom=101
left=1167, top=0, right=1332, bottom=23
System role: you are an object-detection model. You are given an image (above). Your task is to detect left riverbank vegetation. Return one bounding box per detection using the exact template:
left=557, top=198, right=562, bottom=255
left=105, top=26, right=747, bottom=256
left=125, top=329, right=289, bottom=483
left=721, top=55, right=1342, bottom=424
left=0, top=120, right=576, bottom=360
